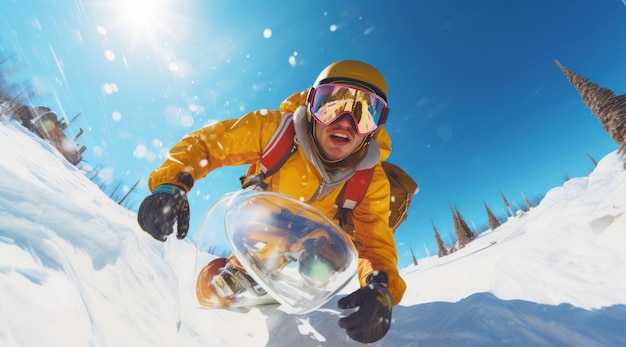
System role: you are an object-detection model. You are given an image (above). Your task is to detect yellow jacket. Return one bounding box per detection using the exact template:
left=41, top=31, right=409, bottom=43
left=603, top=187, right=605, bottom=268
left=148, top=89, right=406, bottom=304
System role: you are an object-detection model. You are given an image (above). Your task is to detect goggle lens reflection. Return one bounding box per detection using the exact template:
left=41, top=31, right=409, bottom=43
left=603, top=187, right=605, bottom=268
left=309, top=84, right=387, bottom=135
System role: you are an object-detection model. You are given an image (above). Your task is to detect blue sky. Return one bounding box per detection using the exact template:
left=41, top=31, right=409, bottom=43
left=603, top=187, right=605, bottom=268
left=1, top=0, right=624, bottom=268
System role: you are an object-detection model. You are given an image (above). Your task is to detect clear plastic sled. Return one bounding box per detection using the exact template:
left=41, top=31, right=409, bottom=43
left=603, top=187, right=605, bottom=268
left=195, top=190, right=357, bottom=314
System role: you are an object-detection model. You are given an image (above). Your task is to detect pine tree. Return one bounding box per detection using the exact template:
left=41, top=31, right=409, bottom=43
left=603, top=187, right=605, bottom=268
left=432, top=218, right=449, bottom=257
left=450, top=203, right=474, bottom=249
left=450, top=204, right=464, bottom=248
left=409, top=246, right=419, bottom=266
left=484, top=201, right=501, bottom=230
left=556, top=60, right=626, bottom=156
left=500, top=190, right=513, bottom=217
left=521, top=191, right=533, bottom=210
left=455, top=204, right=475, bottom=240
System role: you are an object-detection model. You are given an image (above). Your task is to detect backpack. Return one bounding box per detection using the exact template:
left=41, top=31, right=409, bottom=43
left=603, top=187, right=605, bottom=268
left=240, top=113, right=418, bottom=233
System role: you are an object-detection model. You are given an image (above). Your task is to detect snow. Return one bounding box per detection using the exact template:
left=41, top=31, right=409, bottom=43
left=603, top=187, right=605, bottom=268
left=1, top=119, right=626, bottom=346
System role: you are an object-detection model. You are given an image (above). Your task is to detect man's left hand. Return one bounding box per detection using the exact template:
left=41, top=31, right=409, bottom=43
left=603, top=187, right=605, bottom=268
left=337, top=272, right=393, bottom=343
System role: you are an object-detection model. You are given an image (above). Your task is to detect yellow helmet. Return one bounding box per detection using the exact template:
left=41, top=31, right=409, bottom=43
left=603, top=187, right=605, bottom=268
left=313, top=60, right=388, bottom=102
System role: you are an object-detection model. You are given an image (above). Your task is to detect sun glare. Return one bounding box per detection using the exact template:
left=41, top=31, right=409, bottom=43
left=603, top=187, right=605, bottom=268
left=98, top=0, right=179, bottom=51
left=121, top=0, right=160, bottom=32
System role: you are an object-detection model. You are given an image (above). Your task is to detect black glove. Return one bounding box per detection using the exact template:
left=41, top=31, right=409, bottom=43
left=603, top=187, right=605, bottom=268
left=137, top=184, right=190, bottom=241
left=337, top=271, right=393, bottom=344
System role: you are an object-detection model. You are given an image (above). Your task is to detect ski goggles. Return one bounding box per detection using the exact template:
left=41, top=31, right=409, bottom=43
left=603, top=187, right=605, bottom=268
left=308, top=83, right=389, bottom=135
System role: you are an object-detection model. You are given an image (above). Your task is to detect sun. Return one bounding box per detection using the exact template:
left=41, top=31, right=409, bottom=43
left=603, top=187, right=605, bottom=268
left=119, top=0, right=161, bottom=35
left=94, top=0, right=182, bottom=52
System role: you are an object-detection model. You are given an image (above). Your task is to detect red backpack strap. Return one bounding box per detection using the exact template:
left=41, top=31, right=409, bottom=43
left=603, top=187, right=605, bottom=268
left=260, top=113, right=298, bottom=176
left=241, top=113, right=298, bottom=189
left=336, top=166, right=376, bottom=210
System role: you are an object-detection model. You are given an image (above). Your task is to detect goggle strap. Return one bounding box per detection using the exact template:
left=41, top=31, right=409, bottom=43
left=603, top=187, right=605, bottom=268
left=306, top=87, right=314, bottom=104
left=379, top=107, right=389, bottom=126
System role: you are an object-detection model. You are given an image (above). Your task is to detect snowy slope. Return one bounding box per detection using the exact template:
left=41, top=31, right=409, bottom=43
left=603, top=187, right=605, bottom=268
left=1, top=119, right=626, bottom=347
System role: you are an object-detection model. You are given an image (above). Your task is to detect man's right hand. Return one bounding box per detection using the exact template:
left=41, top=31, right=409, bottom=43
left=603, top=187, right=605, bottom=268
left=137, top=184, right=190, bottom=241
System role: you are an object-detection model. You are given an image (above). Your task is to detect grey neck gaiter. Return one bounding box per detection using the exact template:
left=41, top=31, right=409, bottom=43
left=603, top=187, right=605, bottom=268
left=292, top=106, right=380, bottom=200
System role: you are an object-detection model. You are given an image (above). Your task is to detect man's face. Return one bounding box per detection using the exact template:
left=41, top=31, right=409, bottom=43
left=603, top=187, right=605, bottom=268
left=313, top=114, right=367, bottom=161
